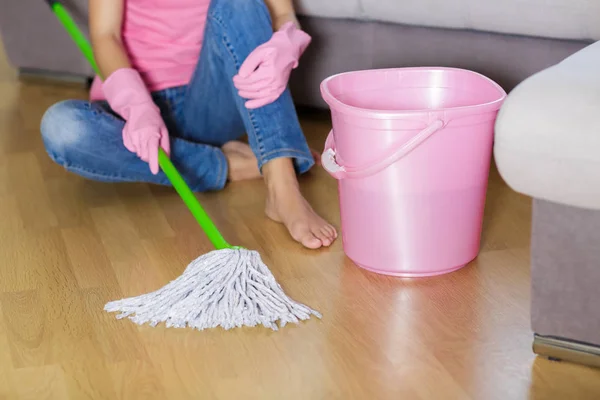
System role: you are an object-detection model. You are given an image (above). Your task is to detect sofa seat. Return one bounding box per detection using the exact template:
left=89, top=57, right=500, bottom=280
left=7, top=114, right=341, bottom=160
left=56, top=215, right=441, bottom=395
left=494, top=40, right=600, bottom=211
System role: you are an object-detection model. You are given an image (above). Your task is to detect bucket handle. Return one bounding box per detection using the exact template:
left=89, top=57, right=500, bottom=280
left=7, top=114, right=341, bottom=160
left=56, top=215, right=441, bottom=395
left=321, top=119, right=445, bottom=179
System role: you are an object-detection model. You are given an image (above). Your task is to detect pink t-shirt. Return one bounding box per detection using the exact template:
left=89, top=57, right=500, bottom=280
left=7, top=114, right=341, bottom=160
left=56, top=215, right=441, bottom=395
left=90, top=0, right=210, bottom=100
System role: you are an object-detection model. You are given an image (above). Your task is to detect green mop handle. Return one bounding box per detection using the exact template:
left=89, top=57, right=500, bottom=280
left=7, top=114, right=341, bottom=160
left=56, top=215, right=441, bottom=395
left=47, top=0, right=233, bottom=250
left=46, top=0, right=100, bottom=75
left=157, top=150, right=233, bottom=250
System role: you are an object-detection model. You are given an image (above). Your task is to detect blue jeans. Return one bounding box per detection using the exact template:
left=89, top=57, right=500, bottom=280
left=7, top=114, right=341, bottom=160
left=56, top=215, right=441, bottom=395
left=40, top=0, right=314, bottom=192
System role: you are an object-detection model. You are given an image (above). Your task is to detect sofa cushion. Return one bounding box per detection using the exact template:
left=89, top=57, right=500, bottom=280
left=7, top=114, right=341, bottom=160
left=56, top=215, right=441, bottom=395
left=494, top=41, right=600, bottom=210
left=294, top=0, right=363, bottom=20
left=359, top=0, right=600, bottom=41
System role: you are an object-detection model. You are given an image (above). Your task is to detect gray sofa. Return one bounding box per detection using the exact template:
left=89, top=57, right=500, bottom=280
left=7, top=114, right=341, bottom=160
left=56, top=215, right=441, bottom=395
left=0, top=0, right=597, bottom=107
left=495, top=40, right=600, bottom=369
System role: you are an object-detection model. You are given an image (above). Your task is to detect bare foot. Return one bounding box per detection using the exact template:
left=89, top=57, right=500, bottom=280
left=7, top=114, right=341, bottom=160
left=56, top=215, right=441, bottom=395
left=222, top=141, right=261, bottom=182
left=263, top=158, right=337, bottom=249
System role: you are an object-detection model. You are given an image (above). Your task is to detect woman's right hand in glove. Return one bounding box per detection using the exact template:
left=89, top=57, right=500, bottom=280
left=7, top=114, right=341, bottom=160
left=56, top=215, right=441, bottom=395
left=102, top=68, right=170, bottom=175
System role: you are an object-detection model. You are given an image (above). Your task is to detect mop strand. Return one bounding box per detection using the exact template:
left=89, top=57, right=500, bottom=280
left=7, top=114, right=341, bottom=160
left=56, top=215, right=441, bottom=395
left=104, top=248, right=322, bottom=331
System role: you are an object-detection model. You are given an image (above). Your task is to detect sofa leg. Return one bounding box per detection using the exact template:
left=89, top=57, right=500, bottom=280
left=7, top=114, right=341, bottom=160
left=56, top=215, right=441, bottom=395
left=533, top=334, right=600, bottom=368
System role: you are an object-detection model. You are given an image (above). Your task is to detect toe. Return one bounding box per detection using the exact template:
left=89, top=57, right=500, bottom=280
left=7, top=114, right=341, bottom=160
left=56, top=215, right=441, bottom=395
left=290, top=222, right=323, bottom=249
left=316, top=227, right=333, bottom=247
left=319, top=226, right=331, bottom=240
left=322, top=225, right=336, bottom=240
left=302, top=233, right=323, bottom=249
left=327, top=225, right=338, bottom=238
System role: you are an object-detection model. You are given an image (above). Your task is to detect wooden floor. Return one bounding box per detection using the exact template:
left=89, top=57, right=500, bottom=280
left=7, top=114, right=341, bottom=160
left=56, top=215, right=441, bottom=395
left=2, top=43, right=600, bottom=400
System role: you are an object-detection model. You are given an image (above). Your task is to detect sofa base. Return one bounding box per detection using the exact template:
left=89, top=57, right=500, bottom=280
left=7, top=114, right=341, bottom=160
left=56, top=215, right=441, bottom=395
left=18, top=67, right=90, bottom=86
left=292, top=16, right=591, bottom=107
left=530, top=199, right=600, bottom=370
left=531, top=199, right=600, bottom=347
left=533, top=334, right=600, bottom=369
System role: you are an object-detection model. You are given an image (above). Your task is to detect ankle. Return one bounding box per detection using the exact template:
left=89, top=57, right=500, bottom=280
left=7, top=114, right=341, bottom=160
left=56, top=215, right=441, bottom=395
left=262, top=158, right=300, bottom=190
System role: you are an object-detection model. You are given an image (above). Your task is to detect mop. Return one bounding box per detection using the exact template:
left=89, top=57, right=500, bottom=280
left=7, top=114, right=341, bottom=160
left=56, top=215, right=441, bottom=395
left=47, top=0, right=321, bottom=331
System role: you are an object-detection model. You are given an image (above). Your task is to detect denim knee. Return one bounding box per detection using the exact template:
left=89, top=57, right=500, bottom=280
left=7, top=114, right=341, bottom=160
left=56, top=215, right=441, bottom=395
left=40, top=100, right=88, bottom=163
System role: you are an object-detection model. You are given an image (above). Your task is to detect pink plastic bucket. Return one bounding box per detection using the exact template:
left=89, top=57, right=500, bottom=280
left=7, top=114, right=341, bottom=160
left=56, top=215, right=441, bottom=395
left=320, top=67, right=506, bottom=277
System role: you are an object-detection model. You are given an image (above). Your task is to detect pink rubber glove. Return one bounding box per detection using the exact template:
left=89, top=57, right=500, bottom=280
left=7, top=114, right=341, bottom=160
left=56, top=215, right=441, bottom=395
left=103, top=68, right=170, bottom=175
left=233, top=22, right=311, bottom=109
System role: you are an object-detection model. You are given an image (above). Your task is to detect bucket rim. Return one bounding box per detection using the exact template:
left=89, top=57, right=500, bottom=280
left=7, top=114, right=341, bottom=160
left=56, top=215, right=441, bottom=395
left=320, top=67, right=507, bottom=120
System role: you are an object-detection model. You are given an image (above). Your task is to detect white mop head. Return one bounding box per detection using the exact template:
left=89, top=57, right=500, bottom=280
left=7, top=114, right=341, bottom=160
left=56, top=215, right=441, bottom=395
left=104, top=248, right=321, bottom=331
